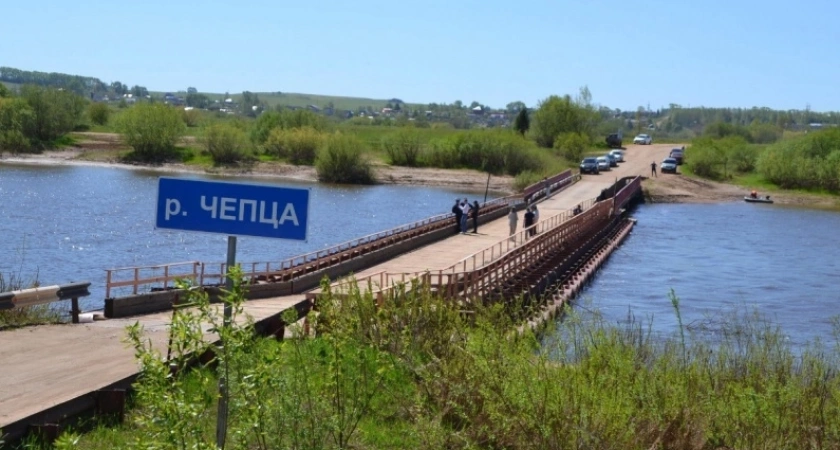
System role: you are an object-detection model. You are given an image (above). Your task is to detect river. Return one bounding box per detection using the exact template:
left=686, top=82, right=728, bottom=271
left=0, top=163, right=486, bottom=310
left=555, top=202, right=840, bottom=351
left=3, top=163, right=839, bottom=349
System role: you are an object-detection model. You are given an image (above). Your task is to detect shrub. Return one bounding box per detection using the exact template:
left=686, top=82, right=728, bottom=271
left=553, top=132, right=589, bottom=162
left=181, top=108, right=201, bottom=127
left=251, top=110, right=326, bottom=145
left=264, top=126, right=322, bottom=165
left=424, top=130, right=540, bottom=175
left=116, top=102, right=185, bottom=162
left=382, top=128, right=423, bottom=166
left=87, top=102, right=110, bottom=125
left=513, top=170, right=542, bottom=192
left=202, top=123, right=254, bottom=165
left=316, top=133, right=375, bottom=184
left=757, top=128, right=840, bottom=191
left=20, top=85, right=87, bottom=143
left=686, top=136, right=751, bottom=180
left=0, top=97, right=34, bottom=152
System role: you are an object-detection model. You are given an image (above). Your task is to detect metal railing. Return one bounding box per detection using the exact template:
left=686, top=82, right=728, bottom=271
left=105, top=261, right=201, bottom=299
left=1, top=282, right=91, bottom=323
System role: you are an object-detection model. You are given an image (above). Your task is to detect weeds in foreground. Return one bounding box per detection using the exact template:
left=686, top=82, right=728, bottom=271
left=30, top=278, right=840, bottom=449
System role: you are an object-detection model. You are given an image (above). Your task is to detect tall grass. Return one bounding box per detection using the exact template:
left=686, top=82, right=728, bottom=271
left=0, top=270, right=61, bottom=330
left=425, top=129, right=542, bottom=175
left=41, top=274, right=840, bottom=450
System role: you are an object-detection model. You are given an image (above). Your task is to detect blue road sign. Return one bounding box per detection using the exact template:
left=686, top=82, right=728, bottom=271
left=155, top=177, right=310, bottom=241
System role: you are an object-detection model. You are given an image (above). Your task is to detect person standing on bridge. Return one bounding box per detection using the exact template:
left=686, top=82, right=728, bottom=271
left=508, top=206, right=518, bottom=239
left=650, top=161, right=657, bottom=178
left=524, top=206, right=535, bottom=238
left=459, top=198, right=470, bottom=234
left=451, top=199, right=463, bottom=235
left=471, top=200, right=480, bottom=233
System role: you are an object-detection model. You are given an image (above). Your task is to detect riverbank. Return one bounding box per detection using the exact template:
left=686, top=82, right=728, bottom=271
left=643, top=170, right=840, bottom=209
left=0, top=147, right=518, bottom=195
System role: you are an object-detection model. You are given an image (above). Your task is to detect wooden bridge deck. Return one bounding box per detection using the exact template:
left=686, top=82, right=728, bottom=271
left=0, top=144, right=675, bottom=435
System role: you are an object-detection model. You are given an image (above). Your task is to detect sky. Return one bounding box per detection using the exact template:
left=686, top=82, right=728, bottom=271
left=3, top=0, right=839, bottom=112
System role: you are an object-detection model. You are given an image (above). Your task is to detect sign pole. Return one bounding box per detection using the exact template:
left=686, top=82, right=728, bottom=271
left=216, top=235, right=236, bottom=449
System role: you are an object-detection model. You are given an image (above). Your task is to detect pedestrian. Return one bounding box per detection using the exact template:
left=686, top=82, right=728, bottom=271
left=524, top=206, right=535, bottom=238
left=542, top=177, right=550, bottom=199
left=507, top=206, right=518, bottom=239
left=459, top=198, right=470, bottom=234
left=650, top=161, right=657, bottom=178
left=532, top=204, right=539, bottom=224
left=471, top=200, right=480, bottom=234
left=451, top=199, right=463, bottom=235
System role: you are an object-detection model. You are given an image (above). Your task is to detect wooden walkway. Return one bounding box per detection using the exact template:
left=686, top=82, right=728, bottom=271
left=0, top=144, right=675, bottom=437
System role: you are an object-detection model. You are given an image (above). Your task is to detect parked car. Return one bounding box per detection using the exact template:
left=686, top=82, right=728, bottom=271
left=579, top=157, right=599, bottom=174
left=605, top=153, right=618, bottom=167
left=605, top=133, right=622, bottom=148
left=596, top=156, right=611, bottom=171
left=661, top=157, right=678, bottom=174
left=669, top=147, right=685, bottom=165
left=608, top=149, right=625, bottom=162
left=633, top=133, right=652, bottom=145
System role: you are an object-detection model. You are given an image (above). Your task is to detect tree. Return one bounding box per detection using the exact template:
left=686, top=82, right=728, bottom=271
left=513, top=108, right=530, bottom=136
left=20, top=85, right=87, bottom=142
left=116, top=103, right=184, bottom=162
left=506, top=101, right=526, bottom=113
left=131, top=85, right=149, bottom=98
left=187, top=87, right=198, bottom=94
left=0, top=82, right=11, bottom=98
left=530, top=93, right=598, bottom=148
left=110, top=81, right=128, bottom=96
left=186, top=92, right=210, bottom=108
left=0, top=97, right=35, bottom=152
left=88, top=102, right=110, bottom=125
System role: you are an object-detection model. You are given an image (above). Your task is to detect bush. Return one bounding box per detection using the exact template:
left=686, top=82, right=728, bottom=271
left=116, top=103, right=185, bottom=162
left=513, top=170, right=542, bottom=192
left=181, top=108, right=201, bottom=127
left=382, top=128, right=423, bottom=166
left=685, top=136, right=752, bottom=180
left=251, top=110, right=326, bottom=145
left=202, top=123, right=254, bottom=165
left=0, top=97, right=34, bottom=152
left=316, top=133, right=375, bottom=184
left=553, top=132, right=589, bottom=162
left=424, top=130, right=540, bottom=175
left=20, top=85, right=86, bottom=143
left=757, top=128, right=840, bottom=191
left=264, top=126, right=322, bottom=165
left=87, top=102, right=110, bottom=125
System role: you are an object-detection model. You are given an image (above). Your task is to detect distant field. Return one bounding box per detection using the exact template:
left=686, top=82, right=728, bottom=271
left=151, top=90, right=424, bottom=112
left=1, top=81, right=21, bottom=91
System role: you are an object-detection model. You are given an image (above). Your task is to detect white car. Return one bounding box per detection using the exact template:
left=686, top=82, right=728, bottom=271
left=608, top=149, right=625, bottom=162
left=595, top=156, right=611, bottom=171
left=633, top=134, right=652, bottom=145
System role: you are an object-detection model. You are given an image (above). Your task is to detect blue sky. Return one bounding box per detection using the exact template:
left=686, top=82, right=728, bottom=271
left=3, top=0, right=838, bottom=111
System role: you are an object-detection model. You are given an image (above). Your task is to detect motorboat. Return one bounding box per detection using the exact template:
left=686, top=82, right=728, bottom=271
left=744, top=196, right=773, bottom=204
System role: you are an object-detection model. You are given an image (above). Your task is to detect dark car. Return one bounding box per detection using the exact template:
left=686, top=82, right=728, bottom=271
left=670, top=148, right=685, bottom=165
left=579, top=157, right=599, bottom=174
left=606, top=133, right=622, bottom=148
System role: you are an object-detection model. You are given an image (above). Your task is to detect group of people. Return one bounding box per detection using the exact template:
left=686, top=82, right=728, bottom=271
left=451, top=198, right=481, bottom=234
left=507, top=203, right=539, bottom=239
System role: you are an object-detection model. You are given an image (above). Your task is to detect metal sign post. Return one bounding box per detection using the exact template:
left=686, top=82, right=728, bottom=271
left=155, top=177, right=310, bottom=450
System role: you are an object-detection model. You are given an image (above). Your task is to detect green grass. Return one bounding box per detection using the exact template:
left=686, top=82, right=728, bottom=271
left=32, top=278, right=840, bottom=450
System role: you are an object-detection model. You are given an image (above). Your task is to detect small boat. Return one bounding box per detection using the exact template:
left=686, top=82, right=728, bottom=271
left=744, top=196, right=774, bottom=204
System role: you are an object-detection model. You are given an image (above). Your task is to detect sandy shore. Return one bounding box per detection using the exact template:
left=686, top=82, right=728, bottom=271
left=0, top=148, right=518, bottom=195
left=2, top=138, right=838, bottom=209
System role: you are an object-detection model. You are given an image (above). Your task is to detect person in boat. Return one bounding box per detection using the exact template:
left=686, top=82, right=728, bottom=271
left=750, top=190, right=758, bottom=199
left=766, top=195, right=771, bottom=200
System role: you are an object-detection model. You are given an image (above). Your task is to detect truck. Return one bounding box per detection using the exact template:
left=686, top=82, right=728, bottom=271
left=605, top=131, right=623, bottom=149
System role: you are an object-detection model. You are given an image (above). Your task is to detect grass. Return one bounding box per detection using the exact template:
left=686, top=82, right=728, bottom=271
left=17, top=274, right=840, bottom=450
left=0, top=270, right=62, bottom=330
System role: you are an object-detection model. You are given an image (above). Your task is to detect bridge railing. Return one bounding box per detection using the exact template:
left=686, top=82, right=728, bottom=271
left=104, top=192, right=525, bottom=298
left=522, top=170, right=574, bottom=202
left=326, top=196, right=600, bottom=301
left=613, top=176, right=642, bottom=210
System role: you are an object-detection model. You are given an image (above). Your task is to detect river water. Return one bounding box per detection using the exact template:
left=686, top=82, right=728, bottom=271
left=0, top=163, right=485, bottom=310
left=558, top=202, right=840, bottom=351
left=3, top=163, right=839, bottom=349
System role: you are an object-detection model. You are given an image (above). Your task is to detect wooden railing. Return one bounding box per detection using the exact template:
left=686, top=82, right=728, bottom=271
left=104, top=192, right=525, bottom=298
left=613, top=176, right=642, bottom=210
left=325, top=197, right=601, bottom=302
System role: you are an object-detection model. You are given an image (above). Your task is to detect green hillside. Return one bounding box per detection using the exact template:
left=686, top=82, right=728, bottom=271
left=154, top=90, right=423, bottom=112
